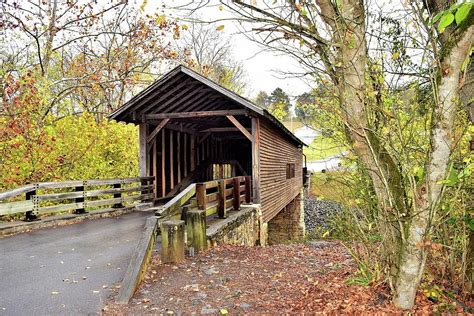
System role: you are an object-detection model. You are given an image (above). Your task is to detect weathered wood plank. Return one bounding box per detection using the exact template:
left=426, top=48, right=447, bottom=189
left=0, top=200, right=34, bottom=216
left=147, top=119, right=170, bottom=144
left=251, top=117, right=261, bottom=204
left=226, top=115, right=253, bottom=141
left=145, top=110, right=246, bottom=120
left=139, top=123, right=148, bottom=177
left=116, top=216, right=159, bottom=304
left=161, top=129, right=166, bottom=197
left=170, top=130, right=174, bottom=190
left=156, top=184, right=196, bottom=218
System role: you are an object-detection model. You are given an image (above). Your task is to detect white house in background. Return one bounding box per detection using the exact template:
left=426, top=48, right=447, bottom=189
left=294, top=125, right=320, bottom=144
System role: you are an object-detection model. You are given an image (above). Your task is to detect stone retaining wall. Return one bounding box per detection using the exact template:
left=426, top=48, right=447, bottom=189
left=206, top=204, right=265, bottom=247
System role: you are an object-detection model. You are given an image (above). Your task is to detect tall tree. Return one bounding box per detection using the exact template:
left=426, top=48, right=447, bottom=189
left=184, top=0, right=473, bottom=309
left=254, top=91, right=271, bottom=109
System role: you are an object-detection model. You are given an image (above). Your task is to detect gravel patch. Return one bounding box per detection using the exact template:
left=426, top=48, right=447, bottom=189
left=304, top=197, right=342, bottom=232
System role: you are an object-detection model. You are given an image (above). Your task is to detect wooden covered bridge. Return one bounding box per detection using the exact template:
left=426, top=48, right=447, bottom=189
left=0, top=65, right=307, bottom=244
left=110, top=65, right=307, bottom=243
left=0, top=65, right=308, bottom=309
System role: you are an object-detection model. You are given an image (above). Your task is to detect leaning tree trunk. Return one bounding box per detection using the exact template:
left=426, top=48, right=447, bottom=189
left=393, top=26, right=474, bottom=310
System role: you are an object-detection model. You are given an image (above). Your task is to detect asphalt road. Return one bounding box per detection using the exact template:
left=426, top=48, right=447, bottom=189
left=0, top=211, right=153, bottom=315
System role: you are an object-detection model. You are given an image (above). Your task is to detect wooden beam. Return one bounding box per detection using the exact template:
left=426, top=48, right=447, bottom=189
left=145, top=110, right=247, bottom=120
left=163, top=123, right=198, bottom=135
left=170, top=130, right=174, bottom=190
left=226, top=115, right=253, bottom=141
left=161, top=129, right=166, bottom=197
left=153, top=136, right=158, bottom=198
left=184, top=134, right=188, bottom=177
left=190, top=135, right=196, bottom=171
left=199, top=127, right=251, bottom=133
left=177, top=132, right=181, bottom=184
left=251, top=117, right=260, bottom=203
left=139, top=123, right=148, bottom=177
left=198, top=132, right=211, bottom=145
left=147, top=119, right=170, bottom=144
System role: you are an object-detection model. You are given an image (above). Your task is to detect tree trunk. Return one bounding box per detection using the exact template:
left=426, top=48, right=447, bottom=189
left=393, top=26, right=473, bottom=310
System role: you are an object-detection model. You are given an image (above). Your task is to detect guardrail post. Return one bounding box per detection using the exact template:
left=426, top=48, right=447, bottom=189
left=186, top=209, right=207, bottom=255
left=160, top=220, right=185, bottom=263
left=24, top=187, right=39, bottom=222
left=112, top=183, right=123, bottom=208
left=74, top=184, right=87, bottom=214
left=233, top=177, right=240, bottom=211
left=244, top=176, right=252, bottom=204
left=217, top=179, right=226, bottom=218
left=196, top=183, right=206, bottom=211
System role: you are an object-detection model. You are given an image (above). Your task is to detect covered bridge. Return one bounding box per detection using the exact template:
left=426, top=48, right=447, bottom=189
left=110, top=65, right=306, bottom=243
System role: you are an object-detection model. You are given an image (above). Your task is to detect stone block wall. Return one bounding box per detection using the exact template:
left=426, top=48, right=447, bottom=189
left=206, top=205, right=264, bottom=247
left=267, top=190, right=305, bottom=245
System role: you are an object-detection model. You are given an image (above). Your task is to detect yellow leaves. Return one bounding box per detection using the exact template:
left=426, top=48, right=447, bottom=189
left=322, top=230, right=330, bottom=238
left=156, top=14, right=166, bottom=26
left=391, top=51, right=400, bottom=60
left=181, top=24, right=189, bottom=31
left=139, top=0, right=147, bottom=11
left=219, top=309, right=228, bottom=315
left=216, top=25, right=225, bottom=31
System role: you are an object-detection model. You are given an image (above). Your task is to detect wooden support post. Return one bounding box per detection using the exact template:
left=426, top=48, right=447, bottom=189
left=190, top=135, right=196, bottom=172
left=186, top=209, right=207, bottom=255
left=153, top=137, right=158, bottom=198
left=184, top=133, right=188, bottom=177
left=24, top=188, right=39, bottom=221
left=139, top=123, right=148, bottom=177
left=251, top=117, right=260, bottom=203
left=226, top=115, right=253, bottom=141
left=112, top=183, right=123, bottom=208
left=233, top=177, right=240, bottom=211
left=177, top=132, right=181, bottom=184
left=73, top=185, right=87, bottom=214
left=244, top=175, right=252, bottom=203
left=217, top=179, right=226, bottom=218
left=147, top=118, right=169, bottom=144
left=161, top=129, right=166, bottom=197
left=196, top=183, right=206, bottom=210
left=160, top=220, right=185, bottom=264
left=169, top=130, right=174, bottom=190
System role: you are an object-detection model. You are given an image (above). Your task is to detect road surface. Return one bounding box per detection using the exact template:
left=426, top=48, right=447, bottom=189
left=0, top=211, right=152, bottom=315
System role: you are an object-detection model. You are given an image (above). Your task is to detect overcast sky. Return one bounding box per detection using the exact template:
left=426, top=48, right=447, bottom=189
left=152, top=1, right=313, bottom=99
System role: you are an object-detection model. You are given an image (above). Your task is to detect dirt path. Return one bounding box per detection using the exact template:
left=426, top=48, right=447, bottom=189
left=105, top=241, right=452, bottom=314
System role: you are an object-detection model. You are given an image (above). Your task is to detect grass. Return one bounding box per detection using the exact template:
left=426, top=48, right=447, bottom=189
left=309, top=171, right=348, bottom=202
left=304, top=135, right=346, bottom=161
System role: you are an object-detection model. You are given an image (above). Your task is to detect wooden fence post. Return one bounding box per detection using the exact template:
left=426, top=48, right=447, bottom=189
left=244, top=176, right=252, bottom=204
left=186, top=210, right=207, bottom=255
left=233, top=177, right=240, bottom=211
left=24, top=187, right=39, bottom=222
left=74, top=184, right=87, bottom=214
left=217, top=179, right=226, bottom=218
left=196, top=183, right=206, bottom=211
left=112, top=183, right=123, bottom=208
left=160, top=220, right=185, bottom=263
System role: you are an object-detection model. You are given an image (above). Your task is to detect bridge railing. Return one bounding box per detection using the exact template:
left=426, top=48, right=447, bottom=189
left=155, top=175, right=252, bottom=220
left=0, top=176, right=155, bottom=221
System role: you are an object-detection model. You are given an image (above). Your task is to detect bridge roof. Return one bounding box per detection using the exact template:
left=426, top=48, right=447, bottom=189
left=109, top=65, right=304, bottom=147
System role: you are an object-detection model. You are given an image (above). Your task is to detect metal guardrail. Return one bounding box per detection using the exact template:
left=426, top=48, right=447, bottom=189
left=0, top=177, right=155, bottom=221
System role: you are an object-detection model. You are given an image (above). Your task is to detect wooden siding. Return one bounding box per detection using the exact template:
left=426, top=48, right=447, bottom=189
left=259, top=119, right=303, bottom=222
